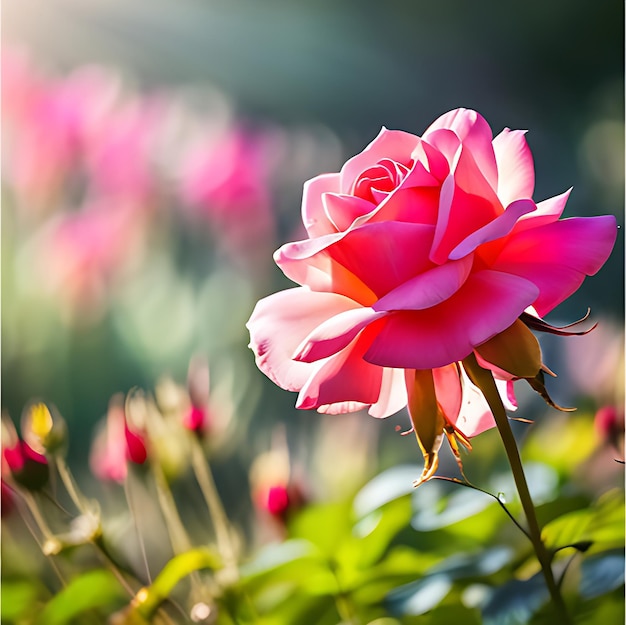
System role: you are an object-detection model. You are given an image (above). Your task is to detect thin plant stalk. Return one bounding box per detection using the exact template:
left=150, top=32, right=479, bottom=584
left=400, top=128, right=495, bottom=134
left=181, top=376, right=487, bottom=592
left=463, top=354, right=572, bottom=624
left=189, top=435, right=238, bottom=581
left=149, top=459, right=207, bottom=605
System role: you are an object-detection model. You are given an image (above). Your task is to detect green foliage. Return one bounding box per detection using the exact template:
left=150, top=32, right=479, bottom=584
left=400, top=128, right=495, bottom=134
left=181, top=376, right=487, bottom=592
left=35, top=569, right=127, bottom=625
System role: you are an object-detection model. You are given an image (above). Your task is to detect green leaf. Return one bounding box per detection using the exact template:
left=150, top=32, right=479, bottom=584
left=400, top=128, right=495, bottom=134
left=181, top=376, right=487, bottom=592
left=131, top=547, right=221, bottom=620
left=1, top=579, right=42, bottom=621
left=289, top=501, right=353, bottom=557
left=579, top=549, right=625, bottom=599
left=35, top=569, right=126, bottom=625
left=385, top=574, right=452, bottom=616
left=481, top=571, right=548, bottom=625
left=542, top=489, right=625, bottom=553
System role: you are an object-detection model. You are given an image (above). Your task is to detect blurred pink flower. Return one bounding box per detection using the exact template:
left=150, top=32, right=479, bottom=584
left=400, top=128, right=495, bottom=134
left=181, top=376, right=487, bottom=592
left=83, top=95, right=164, bottom=204
left=178, top=128, right=275, bottom=262
left=2, top=49, right=118, bottom=211
left=90, top=396, right=147, bottom=483
left=31, top=197, right=145, bottom=316
left=2, top=439, right=49, bottom=492
left=248, top=108, right=617, bottom=484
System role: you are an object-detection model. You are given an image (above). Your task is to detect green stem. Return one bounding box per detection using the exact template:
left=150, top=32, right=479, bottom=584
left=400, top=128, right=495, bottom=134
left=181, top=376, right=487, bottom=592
left=463, top=354, right=572, bottom=624
left=54, top=456, right=86, bottom=514
left=189, top=436, right=239, bottom=583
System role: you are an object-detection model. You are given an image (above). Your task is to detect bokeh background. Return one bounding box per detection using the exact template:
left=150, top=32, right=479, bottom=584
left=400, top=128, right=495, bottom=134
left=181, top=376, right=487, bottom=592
left=2, top=0, right=624, bottom=508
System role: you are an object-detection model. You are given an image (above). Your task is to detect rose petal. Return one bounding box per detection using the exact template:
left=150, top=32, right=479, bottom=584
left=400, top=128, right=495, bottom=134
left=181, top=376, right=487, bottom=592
left=492, top=128, right=535, bottom=205
left=433, top=364, right=462, bottom=424
left=340, top=127, right=420, bottom=193
left=368, top=367, right=408, bottom=418
left=429, top=174, right=500, bottom=264
left=373, top=255, right=473, bottom=312
left=424, top=108, right=498, bottom=192
left=364, top=270, right=540, bottom=369
left=302, top=172, right=341, bottom=237
left=293, top=307, right=387, bottom=363
left=453, top=365, right=496, bottom=437
left=278, top=221, right=437, bottom=301
left=448, top=198, right=536, bottom=260
left=296, top=324, right=384, bottom=409
left=492, top=215, right=617, bottom=314
left=247, top=288, right=361, bottom=392
left=514, top=188, right=571, bottom=231
left=322, top=192, right=376, bottom=232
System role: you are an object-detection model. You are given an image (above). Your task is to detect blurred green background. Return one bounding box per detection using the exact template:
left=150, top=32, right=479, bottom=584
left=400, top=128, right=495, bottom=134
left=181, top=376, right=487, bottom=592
left=2, top=0, right=623, bottom=482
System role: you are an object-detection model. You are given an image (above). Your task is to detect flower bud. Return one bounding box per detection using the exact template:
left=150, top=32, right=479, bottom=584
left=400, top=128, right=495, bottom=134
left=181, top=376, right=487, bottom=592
left=21, top=402, right=67, bottom=456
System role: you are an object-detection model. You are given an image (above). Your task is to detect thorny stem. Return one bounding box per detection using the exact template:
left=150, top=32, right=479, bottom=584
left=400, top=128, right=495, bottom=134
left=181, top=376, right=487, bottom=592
left=189, top=436, right=239, bottom=583
left=463, top=353, right=572, bottom=625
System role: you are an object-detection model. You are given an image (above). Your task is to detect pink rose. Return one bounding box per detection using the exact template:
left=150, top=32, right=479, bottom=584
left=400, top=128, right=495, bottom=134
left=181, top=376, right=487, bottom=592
left=247, top=108, right=617, bottom=484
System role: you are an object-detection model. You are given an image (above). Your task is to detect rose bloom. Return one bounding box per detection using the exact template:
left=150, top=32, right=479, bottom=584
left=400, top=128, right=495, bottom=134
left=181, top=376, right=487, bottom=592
left=247, top=109, right=617, bottom=484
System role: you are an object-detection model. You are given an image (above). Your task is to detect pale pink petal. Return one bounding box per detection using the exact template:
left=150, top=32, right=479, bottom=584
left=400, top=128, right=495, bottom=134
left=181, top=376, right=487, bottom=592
left=424, top=108, right=498, bottom=191
left=302, top=173, right=341, bottom=237
left=323, top=192, right=376, bottom=231
left=417, top=134, right=453, bottom=180
left=274, top=233, right=377, bottom=305
left=247, top=288, right=360, bottom=392
left=340, top=127, right=420, bottom=193
left=448, top=198, right=536, bottom=260
left=364, top=270, right=539, bottom=369
left=368, top=368, right=408, bottom=418
left=453, top=365, right=496, bottom=437
left=492, top=128, right=534, bottom=205
left=296, top=325, right=384, bottom=409
left=433, top=364, right=462, bottom=423
left=495, top=378, right=518, bottom=412
left=293, top=307, right=387, bottom=363
left=317, top=401, right=369, bottom=415
left=373, top=255, right=473, bottom=311
left=514, top=189, right=571, bottom=231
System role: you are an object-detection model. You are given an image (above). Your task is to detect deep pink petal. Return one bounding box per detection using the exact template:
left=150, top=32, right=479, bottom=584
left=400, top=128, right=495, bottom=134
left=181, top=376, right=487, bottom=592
left=495, top=215, right=618, bottom=276
left=276, top=222, right=437, bottom=302
left=373, top=255, right=473, bottom=311
left=430, top=175, right=500, bottom=264
left=364, top=270, right=539, bottom=369
left=293, top=306, right=387, bottom=363
left=490, top=261, right=587, bottom=317
left=296, top=323, right=385, bottom=409
left=433, top=364, right=462, bottom=423
left=448, top=198, right=536, bottom=260
left=247, top=288, right=361, bottom=392
left=492, top=128, right=534, bottom=205
left=424, top=108, right=498, bottom=191
left=340, top=127, right=420, bottom=193
left=369, top=186, right=440, bottom=226
left=302, top=173, right=341, bottom=237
